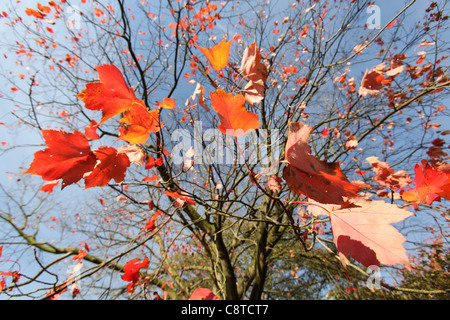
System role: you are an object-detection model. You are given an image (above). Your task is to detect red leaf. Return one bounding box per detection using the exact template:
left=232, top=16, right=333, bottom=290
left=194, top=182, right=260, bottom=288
left=209, top=89, right=260, bottom=136
left=164, top=190, right=195, bottom=206
left=189, top=288, right=220, bottom=300
left=282, top=122, right=360, bottom=206
left=84, top=120, right=99, bottom=140
left=84, top=146, right=131, bottom=189
left=142, top=175, right=158, bottom=182
left=72, top=250, right=87, bottom=261
left=121, top=257, right=149, bottom=283
left=145, top=155, right=156, bottom=169
left=24, top=130, right=97, bottom=189
left=75, top=65, right=146, bottom=125
left=401, top=160, right=450, bottom=208
left=386, top=20, right=397, bottom=29
left=358, top=69, right=385, bottom=97
left=144, top=210, right=162, bottom=231
left=25, top=8, right=46, bottom=19
left=39, top=180, right=60, bottom=193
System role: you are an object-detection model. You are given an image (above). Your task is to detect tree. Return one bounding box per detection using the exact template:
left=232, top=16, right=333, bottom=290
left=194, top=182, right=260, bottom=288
left=0, top=0, right=449, bottom=300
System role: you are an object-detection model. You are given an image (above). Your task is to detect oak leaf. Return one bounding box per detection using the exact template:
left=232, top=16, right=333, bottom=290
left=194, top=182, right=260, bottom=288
left=282, top=122, right=360, bottom=206
left=24, top=130, right=97, bottom=189
left=209, top=89, right=260, bottom=136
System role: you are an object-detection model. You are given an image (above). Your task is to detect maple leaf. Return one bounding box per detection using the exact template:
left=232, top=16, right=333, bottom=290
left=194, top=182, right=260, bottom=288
left=39, top=180, right=60, bottom=193
left=401, top=160, right=450, bottom=209
left=24, top=130, right=97, bottom=189
left=358, top=63, right=404, bottom=97
left=194, top=38, right=232, bottom=71
left=118, top=105, right=161, bottom=144
left=325, top=198, right=413, bottom=269
left=121, top=257, right=149, bottom=284
left=143, top=210, right=162, bottom=232
left=164, top=190, right=196, bottom=206
left=25, top=8, right=47, bottom=19
left=84, top=120, right=99, bottom=140
left=75, top=64, right=146, bottom=125
left=282, top=122, right=360, bottom=206
left=84, top=146, right=131, bottom=189
left=209, top=89, right=260, bottom=136
left=155, top=97, right=176, bottom=109
left=189, top=288, right=220, bottom=300
left=240, top=42, right=268, bottom=105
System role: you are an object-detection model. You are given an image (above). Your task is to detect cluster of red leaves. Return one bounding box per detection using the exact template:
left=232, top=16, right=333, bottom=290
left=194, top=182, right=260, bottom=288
left=402, top=160, right=450, bottom=209
left=366, top=156, right=412, bottom=198
left=24, top=129, right=131, bottom=189
left=0, top=246, right=21, bottom=292
left=359, top=62, right=404, bottom=97
left=21, top=31, right=448, bottom=295
left=24, top=65, right=166, bottom=190
left=283, top=122, right=416, bottom=270
left=75, top=64, right=161, bottom=144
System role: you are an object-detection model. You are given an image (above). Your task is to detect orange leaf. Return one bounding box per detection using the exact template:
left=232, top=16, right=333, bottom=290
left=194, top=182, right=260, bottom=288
left=24, top=130, right=97, bottom=189
left=194, top=38, right=232, bottom=71
left=25, top=8, right=46, bottom=19
left=118, top=106, right=161, bottom=144
left=155, top=97, right=176, bottom=109
left=209, top=89, right=260, bottom=136
left=76, top=65, right=145, bottom=125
